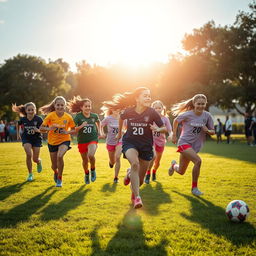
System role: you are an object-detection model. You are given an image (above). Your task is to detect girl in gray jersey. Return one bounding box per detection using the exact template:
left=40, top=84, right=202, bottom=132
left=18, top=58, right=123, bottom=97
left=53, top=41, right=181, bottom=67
left=168, top=94, right=215, bottom=196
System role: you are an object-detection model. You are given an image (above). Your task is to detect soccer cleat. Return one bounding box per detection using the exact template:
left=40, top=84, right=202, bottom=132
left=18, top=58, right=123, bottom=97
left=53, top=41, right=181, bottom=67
left=152, top=173, right=156, bottom=181
left=134, top=196, right=143, bottom=209
left=168, top=160, right=177, bottom=176
left=85, top=174, right=90, bottom=184
left=56, top=179, right=62, bottom=187
left=27, top=173, right=33, bottom=181
left=37, top=160, right=42, bottom=173
left=53, top=172, right=58, bottom=183
left=109, top=162, right=114, bottom=168
left=192, top=187, right=203, bottom=196
left=123, top=168, right=131, bottom=186
left=91, top=170, right=96, bottom=182
left=113, top=177, right=119, bottom=183
left=144, top=174, right=150, bottom=184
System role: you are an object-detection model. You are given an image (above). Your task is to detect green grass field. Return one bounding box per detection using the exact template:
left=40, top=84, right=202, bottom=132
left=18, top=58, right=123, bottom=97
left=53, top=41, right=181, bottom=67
left=0, top=137, right=255, bottom=256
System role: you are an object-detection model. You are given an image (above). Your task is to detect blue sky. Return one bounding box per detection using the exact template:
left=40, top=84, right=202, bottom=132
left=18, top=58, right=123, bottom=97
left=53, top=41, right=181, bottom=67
left=0, top=0, right=252, bottom=70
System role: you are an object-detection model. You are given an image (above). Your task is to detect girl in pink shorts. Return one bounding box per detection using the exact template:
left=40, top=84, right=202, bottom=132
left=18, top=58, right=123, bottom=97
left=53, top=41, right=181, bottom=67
left=145, top=100, right=172, bottom=183
left=101, top=107, right=123, bottom=183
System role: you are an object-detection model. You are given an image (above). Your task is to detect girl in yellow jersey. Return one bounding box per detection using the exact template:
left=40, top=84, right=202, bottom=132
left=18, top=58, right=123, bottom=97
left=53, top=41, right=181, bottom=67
left=40, top=96, right=75, bottom=187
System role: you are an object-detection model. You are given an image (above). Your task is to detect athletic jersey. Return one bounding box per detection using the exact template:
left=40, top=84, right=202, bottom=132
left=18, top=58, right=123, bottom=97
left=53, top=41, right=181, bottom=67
left=74, top=112, right=99, bottom=144
left=153, top=116, right=172, bottom=147
left=42, top=111, right=75, bottom=145
left=176, top=110, right=214, bottom=153
left=18, top=115, right=43, bottom=141
left=101, top=115, right=121, bottom=145
left=120, top=107, right=163, bottom=151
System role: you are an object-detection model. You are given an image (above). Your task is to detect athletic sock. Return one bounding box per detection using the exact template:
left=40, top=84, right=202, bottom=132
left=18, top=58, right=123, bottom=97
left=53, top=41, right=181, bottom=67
left=192, top=181, right=198, bottom=188
left=84, top=170, right=89, bottom=175
left=146, top=170, right=150, bottom=175
left=58, top=175, right=62, bottom=180
left=152, top=169, right=156, bottom=174
left=91, top=167, right=95, bottom=171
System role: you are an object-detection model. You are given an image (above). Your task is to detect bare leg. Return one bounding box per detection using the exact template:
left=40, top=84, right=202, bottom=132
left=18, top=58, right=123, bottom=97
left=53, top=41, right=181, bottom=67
left=80, top=152, right=89, bottom=171
left=88, top=143, right=97, bottom=169
left=114, top=144, right=122, bottom=178
left=23, top=143, right=33, bottom=173
left=56, top=144, right=69, bottom=177
left=32, top=147, right=40, bottom=163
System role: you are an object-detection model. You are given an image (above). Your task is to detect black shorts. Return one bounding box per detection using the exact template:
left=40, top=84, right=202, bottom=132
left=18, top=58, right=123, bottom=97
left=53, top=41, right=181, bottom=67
left=245, top=129, right=252, bottom=137
left=122, top=142, right=153, bottom=161
left=22, top=138, right=42, bottom=147
left=48, top=141, right=71, bottom=153
left=225, top=131, right=232, bottom=136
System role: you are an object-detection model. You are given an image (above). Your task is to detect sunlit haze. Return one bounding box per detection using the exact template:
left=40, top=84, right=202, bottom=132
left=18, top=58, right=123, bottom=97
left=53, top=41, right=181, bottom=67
left=0, top=0, right=251, bottom=70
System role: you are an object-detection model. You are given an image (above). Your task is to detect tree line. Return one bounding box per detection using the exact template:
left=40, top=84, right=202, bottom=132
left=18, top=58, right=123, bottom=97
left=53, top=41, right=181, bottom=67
left=1, top=1, right=255, bottom=120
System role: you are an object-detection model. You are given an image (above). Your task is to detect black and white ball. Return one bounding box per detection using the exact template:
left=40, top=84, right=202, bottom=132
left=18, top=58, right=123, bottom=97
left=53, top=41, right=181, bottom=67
left=226, top=200, right=249, bottom=222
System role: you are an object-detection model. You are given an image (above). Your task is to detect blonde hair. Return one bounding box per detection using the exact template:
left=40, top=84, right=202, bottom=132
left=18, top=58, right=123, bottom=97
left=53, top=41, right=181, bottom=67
left=102, top=87, right=150, bottom=111
left=67, top=96, right=92, bottom=114
left=40, top=96, right=66, bottom=115
left=151, top=100, right=168, bottom=117
left=171, top=94, right=207, bottom=116
left=12, top=102, right=36, bottom=117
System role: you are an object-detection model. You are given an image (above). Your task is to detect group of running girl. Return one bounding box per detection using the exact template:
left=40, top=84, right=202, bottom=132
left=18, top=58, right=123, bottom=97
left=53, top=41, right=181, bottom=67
left=12, top=87, right=215, bottom=209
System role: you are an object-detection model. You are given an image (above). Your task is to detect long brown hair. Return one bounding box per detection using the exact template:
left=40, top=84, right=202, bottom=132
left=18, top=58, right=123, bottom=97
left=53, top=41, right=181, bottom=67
left=67, top=96, right=92, bottom=114
left=12, top=102, right=36, bottom=117
left=39, top=96, right=67, bottom=115
left=171, top=94, right=207, bottom=116
left=102, top=87, right=150, bottom=111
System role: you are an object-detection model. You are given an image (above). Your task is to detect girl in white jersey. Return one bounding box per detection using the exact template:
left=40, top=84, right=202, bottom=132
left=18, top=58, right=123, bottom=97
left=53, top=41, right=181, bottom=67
left=168, top=94, right=215, bottom=196
left=145, top=100, right=172, bottom=184
left=100, top=106, right=123, bottom=183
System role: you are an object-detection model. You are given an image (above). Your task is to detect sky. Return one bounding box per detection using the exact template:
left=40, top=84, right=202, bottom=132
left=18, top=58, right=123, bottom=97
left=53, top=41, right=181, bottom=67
left=0, top=0, right=252, bottom=71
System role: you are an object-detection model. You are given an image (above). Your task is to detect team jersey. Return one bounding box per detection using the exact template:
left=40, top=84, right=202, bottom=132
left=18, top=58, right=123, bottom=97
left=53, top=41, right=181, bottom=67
left=120, top=107, right=164, bottom=151
left=153, top=116, right=172, bottom=147
left=74, top=112, right=99, bottom=144
left=18, top=115, right=43, bottom=141
left=176, top=110, right=214, bottom=153
left=101, top=115, right=121, bottom=145
left=42, top=111, right=75, bottom=145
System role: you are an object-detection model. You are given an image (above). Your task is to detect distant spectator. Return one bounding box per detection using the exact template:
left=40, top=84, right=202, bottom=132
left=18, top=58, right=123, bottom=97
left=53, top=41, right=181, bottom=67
left=224, top=116, right=232, bottom=144
left=245, top=112, right=253, bottom=146
left=250, top=112, right=256, bottom=145
left=216, top=118, right=223, bottom=144
left=9, top=121, right=17, bottom=141
left=0, top=120, right=5, bottom=142
left=4, top=120, right=10, bottom=142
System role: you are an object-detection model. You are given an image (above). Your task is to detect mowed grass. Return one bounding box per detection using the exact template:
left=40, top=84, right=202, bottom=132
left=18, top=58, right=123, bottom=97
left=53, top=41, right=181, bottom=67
left=0, top=137, right=255, bottom=256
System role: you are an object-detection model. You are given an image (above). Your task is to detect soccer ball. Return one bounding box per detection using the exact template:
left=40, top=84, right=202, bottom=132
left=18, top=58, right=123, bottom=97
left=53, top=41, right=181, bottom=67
left=225, top=200, right=249, bottom=222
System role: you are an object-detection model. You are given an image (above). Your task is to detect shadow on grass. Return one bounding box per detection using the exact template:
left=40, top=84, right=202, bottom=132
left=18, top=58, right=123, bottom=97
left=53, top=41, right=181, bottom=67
left=0, top=186, right=56, bottom=228
left=90, top=208, right=168, bottom=256
left=173, top=190, right=256, bottom=245
left=41, top=185, right=90, bottom=221
left=101, top=182, right=117, bottom=193
left=0, top=181, right=27, bottom=201
left=141, top=182, right=172, bottom=216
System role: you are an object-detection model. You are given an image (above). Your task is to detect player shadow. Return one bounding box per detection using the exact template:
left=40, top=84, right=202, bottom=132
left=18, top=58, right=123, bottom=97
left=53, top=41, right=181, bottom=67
left=0, top=186, right=56, bottom=228
left=101, top=182, right=118, bottom=193
left=0, top=181, right=27, bottom=201
left=140, top=182, right=172, bottom=216
left=40, top=185, right=90, bottom=221
left=90, top=208, right=168, bottom=256
left=173, top=190, right=256, bottom=245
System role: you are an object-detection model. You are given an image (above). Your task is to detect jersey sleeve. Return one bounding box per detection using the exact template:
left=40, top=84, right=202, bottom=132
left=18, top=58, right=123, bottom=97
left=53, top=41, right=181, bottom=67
left=18, top=117, right=23, bottom=125
left=74, top=114, right=80, bottom=126
left=176, top=112, right=188, bottom=124
left=94, top=114, right=99, bottom=122
left=101, top=117, right=108, bottom=127
left=120, top=109, right=128, bottom=120
left=206, top=113, right=214, bottom=130
left=152, top=109, right=164, bottom=127
left=42, top=113, right=51, bottom=126
left=68, top=115, right=76, bottom=128
left=164, top=117, right=172, bottom=132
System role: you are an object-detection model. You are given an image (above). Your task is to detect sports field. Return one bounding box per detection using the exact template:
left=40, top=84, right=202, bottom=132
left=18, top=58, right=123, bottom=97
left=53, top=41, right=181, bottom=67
left=0, top=137, right=255, bottom=256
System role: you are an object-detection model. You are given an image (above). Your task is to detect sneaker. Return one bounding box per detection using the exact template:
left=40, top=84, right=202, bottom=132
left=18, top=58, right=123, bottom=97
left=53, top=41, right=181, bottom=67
left=144, top=174, right=150, bottom=184
left=131, top=193, right=135, bottom=204
left=123, top=168, right=131, bottom=186
left=91, top=170, right=96, bottom=182
left=37, top=160, right=42, bottom=173
left=56, top=179, right=62, bottom=187
left=113, top=177, right=119, bottom=183
left=109, top=162, right=114, bottom=168
left=152, top=172, right=156, bottom=181
left=53, top=172, right=58, bottom=183
left=85, top=174, right=90, bottom=184
left=168, top=160, right=177, bottom=176
left=192, top=187, right=203, bottom=196
left=27, top=173, right=33, bottom=181
left=134, top=196, right=143, bottom=209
